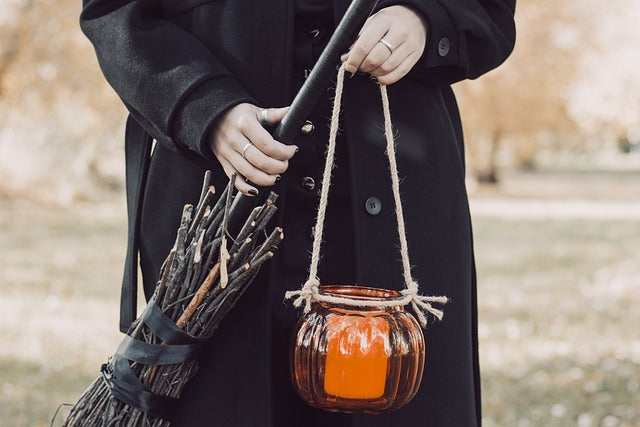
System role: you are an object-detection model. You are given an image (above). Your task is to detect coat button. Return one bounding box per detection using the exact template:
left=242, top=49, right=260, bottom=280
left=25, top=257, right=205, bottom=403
left=310, top=28, right=320, bottom=38
left=300, top=120, right=315, bottom=135
left=364, top=196, right=382, bottom=215
left=438, top=38, right=450, bottom=57
left=301, top=177, right=316, bottom=191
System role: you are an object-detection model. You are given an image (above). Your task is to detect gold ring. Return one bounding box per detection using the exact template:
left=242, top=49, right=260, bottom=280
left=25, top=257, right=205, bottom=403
left=378, top=38, right=394, bottom=53
left=241, top=142, right=253, bottom=159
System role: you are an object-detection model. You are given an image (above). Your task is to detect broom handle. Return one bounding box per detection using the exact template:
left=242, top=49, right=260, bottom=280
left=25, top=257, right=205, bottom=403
left=274, top=0, right=379, bottom=143
left=226, top=0, right=379, bottom=233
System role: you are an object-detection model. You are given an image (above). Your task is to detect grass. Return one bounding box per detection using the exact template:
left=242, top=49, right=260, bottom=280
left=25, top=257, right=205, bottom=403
left=0, top=358, right=95, bottom=427
left=0, top=199, right=125, bottom=427
left=0, top=170, right=638, bottom=426
left=474, top=218, right=640, bottom=427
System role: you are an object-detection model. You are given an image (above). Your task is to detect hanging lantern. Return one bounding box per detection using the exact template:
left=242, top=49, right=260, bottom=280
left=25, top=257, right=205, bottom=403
left=286, top=66, right=448, bottom=415
left=289, top=285, right=425, bottom=413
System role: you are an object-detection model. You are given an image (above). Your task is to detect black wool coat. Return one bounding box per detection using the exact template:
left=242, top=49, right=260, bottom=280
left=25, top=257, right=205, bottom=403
left=80, top=1, right=515, bottom=426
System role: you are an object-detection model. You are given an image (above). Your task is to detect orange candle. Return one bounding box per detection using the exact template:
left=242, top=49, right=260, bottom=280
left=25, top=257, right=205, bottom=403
left=323, top=314, right=391, bottom=399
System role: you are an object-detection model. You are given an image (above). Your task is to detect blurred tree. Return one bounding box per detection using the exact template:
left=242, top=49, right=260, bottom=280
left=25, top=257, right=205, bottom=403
left=0, top=0, right=32, bottom=95
left=0, top=0, right=125, bottom=204
left=455, top=0, right=640, bottom=183
left=566, top=0, right=640, bottom=144
left=455, top=0, right=581, bottom=183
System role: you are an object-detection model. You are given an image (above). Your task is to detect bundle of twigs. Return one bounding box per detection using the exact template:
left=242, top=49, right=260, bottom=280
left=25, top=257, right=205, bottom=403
left=62, top=172, right=283, bottom=426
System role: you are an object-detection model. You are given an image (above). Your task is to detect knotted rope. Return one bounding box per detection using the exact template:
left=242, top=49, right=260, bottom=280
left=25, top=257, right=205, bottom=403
left=285, top=65, right=448, bottom=327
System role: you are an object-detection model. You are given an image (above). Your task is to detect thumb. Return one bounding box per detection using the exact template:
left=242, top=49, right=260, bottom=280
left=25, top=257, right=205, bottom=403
left=262, top=106, right=289, bottom=125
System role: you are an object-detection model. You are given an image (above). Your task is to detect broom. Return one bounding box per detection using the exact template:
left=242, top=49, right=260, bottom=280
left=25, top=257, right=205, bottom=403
left=61, top=0, right=379, bottom=424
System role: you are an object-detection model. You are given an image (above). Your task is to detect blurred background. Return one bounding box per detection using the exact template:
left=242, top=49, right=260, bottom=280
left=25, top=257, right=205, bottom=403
left=0, top=0, right=638, bottom=426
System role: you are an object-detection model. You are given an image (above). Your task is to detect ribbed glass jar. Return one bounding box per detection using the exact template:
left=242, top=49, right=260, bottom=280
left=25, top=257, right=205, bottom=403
left=289, top=285, right=425, bottom=413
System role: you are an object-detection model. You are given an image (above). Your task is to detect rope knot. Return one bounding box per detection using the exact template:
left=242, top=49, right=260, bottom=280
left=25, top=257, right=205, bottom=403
left=409, top=294, right=449, bottom=327
left=284, top=277, right=320, bottom=314
left=399, top=280, right=448, bottom=326
left=402, top=280, right=420, bottom=296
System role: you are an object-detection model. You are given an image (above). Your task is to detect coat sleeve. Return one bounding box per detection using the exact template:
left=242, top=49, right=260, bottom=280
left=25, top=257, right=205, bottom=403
left=80, top=0, right=256, bottom=159
left=375, top=0, right=516, bottom=85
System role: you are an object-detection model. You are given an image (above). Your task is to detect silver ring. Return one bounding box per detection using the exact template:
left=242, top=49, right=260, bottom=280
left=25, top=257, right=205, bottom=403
left=378, top=37, right=394, bottom=53
left=259, top=108, right=269, bottom=125
left=241, top=142, right=253, bottom=159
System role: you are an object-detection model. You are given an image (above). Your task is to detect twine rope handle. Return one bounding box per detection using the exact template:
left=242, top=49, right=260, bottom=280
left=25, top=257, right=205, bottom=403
left=285, top=65, right=448, bottom=327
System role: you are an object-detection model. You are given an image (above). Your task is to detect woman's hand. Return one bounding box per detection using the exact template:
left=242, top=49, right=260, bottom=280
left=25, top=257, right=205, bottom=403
left=341, top=5, right=428, bottom=85
left=209, top=103, right=297, bottom=196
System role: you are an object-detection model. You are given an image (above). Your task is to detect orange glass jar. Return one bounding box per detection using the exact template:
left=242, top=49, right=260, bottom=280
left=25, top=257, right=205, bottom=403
left=289, top=285, right=425, bottom=413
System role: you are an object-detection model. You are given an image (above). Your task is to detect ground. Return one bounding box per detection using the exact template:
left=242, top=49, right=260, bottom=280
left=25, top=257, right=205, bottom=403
left=0, top=169, right=638, bottom=427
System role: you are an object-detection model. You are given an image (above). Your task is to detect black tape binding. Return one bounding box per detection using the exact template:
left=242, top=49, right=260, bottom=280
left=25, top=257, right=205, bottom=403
left=101, top=301, right=204, bottom=419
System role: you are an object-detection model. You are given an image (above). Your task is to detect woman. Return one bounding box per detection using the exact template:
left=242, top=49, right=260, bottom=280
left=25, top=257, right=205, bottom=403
left=80, top=0, right=515, bottom=425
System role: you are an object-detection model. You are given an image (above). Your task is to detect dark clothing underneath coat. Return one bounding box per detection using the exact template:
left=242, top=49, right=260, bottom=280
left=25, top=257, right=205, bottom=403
left=80, top=0, right=516, bottom=425
left=295, top=0, right=334, bottom=15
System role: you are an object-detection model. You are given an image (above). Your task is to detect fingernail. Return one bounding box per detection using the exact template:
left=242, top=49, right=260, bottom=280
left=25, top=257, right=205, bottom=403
left=275, top=175, right=282, bottom=183
left=248, top=188, right=259, bottom=197
left=294, top=146, right=300, bottom=153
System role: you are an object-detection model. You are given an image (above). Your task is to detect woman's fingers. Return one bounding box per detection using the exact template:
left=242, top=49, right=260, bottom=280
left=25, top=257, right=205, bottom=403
left=242, top=111, right=297, bottom=161
left=216, top=155, right=259, bottom=196
left=357, top=42, right=392, bottom=74
left=209, top=102, right=298, bottom=194
left=340, top=5, right=427, bottom=84
left=374, top=51, right=421, bottom=85
left=224, top=146, right=279, bottom=187
left=239, top=137, right=289, bottom=176
left=343, top=16, right=390, bottom=75
left=258, top=106, right=289, bottom=126
left=218, top=140, right=278, bottom=191
left=369, top=42, right=413, bottom=77
left=358, top=21, right=410, bottom=73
